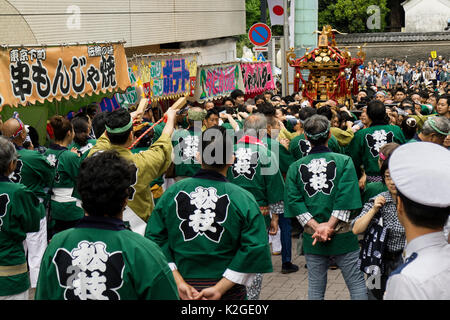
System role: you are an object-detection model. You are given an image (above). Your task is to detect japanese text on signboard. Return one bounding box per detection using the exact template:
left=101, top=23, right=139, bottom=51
left=130, top=55, right=197, bottom=101
left=0, top=44, right=130, bottom=108
left=197, top=64, right=241, bottom=101
left=240, top=62, right=275, bottom=94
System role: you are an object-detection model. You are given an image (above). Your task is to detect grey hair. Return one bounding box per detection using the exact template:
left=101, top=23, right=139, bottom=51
left=422, top=116, right=450, bottom=137
left=244, top=113, right=267, bottom=138
left=303, top=115, right=331, bottom=145
left=0, top=136, right=18, bottom=175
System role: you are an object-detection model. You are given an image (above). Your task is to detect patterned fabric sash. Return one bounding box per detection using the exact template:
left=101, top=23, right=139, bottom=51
left=367, top=175, right=383, bottom=183
left=185, top=279, right=247, bottom=300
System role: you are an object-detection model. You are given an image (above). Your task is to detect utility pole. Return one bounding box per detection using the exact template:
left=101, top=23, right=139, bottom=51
left=260, top=0, right=267, bottom=23
left=282, top=0, right=289, bottom=96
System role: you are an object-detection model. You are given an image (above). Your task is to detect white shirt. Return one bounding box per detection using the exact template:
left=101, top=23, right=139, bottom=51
left=384, top=232, right=450, bottom=300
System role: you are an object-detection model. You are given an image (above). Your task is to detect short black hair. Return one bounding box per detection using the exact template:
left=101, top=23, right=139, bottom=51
left=254, top=94, right=266, bottom=103
left=298, top=107, right=317, bottom=121
left=283, top=95, right=295, bottom=103
left=316, top=105, right=333, bottom=121
left=27, top=126, right=41, bottom=148
left=230, top=89, right=245, bottom=100
left=105, top=108, right=132, bottom=145
left=205, top=108, right=219, bottom=120
left=92, top=112, right=108, bottom=139
left=222, top=97, right=234, bottom=106
left=78, top=150, right=136, bottom=217
left=437, top=94, right=450, bottom=106
left=338, top=110, right=353, bottom=123
left=257, top=102, right=276, bottom=117
left=367, top=100, right=388, bottom=124
left=71, top=116, right=90, bottom=146
left=419, top=91, right=429, bottom=99
left=398, top=190, right=449, bottom=230
left=264, top=91, right=273, bottom=97
left=200, top=125, right=233, bottom=170
left=286, top=104, right=300, bottom=115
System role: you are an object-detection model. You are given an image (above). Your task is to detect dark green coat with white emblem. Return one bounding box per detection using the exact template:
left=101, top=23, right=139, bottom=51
left=347, top=124, right=406, bottom=177
left=35, top=216, right=179, bottom=300
left=289, top=133, right=341, bottom=161
left=0, top=177, right=40, bottom=296
left=284, top=147, right=362, bottom=255
left=145, top=170, right=273, bottom=281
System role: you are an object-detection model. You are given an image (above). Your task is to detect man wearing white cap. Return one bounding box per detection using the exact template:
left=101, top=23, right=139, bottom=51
left=384, top=142, right=450, bottom=300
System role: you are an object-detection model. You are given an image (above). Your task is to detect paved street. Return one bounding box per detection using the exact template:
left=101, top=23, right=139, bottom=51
left=260, top=239, right=350, bottom=300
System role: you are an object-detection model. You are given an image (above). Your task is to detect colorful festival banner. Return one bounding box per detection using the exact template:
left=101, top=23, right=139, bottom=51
left=129, top=53, right=198, bottom=101
left=0, top=43, right=130, bottom=109
left=99, top=95, right=121, bottom=113
left=194, top=63, right=244, bottom=102
left=114, top=66, right=139, bottom=109
left=240, top=62, right=275, bottom=94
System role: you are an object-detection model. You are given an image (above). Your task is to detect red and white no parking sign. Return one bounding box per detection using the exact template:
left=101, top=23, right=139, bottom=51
left=248, top=23, right=272, bottom=47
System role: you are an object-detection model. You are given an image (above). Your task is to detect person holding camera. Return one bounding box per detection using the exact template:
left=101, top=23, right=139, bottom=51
left=352, top=143, right=405, bottom=300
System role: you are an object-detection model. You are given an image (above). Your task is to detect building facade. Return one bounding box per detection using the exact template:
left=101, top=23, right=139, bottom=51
left=402, top=0, right=450, bottom=32
left=0, top=0, right=245, bottom=63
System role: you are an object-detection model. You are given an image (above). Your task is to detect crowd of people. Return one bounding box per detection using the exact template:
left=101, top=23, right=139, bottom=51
left=0, top=55, right=449, bottom=301
left=357, top=56, right=449, bottom=90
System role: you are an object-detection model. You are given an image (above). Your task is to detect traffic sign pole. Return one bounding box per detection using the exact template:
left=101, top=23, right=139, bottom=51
left=248, top=23, right=272, bottom=47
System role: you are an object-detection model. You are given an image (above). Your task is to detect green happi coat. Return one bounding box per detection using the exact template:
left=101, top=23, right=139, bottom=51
left=150, top=121, right=165, bottom=145
left=172, top=128, right=202, bottom=178
left=289, top=133, right=341, bottom=161
left=11, top=147, right=55, bottom=219
left=35, top=216, right=179, bottom=300
left=44, top=145, right=84, bottom=222
left=145, top=170, right=273, bottom=281
left=0, top=177, right=41, bottom=296
left=347, top=124, right=406, bottom=177
left=68, top=139, right=97, bottom=161
left=226, top=137, right=285, bottom=227
left=263, top=136, right=295, bottom=176
left=285, top=146, right=362, bottom=256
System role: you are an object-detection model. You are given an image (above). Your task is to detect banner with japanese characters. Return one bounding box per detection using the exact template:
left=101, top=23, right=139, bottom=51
left=194, top=63, right=244, bottom=102
left=240, top=62, right=275, bottom=95
left=112, top=66, right=139, bottom=109
left=128, top=53, right=198, bottom=101
left=0, top=43, right=130, bottom=109
left=0, top=44, right=130, bottom=106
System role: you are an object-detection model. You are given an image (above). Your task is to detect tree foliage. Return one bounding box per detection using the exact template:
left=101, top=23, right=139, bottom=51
left=237, top=0, right=284, bottom=58
left=318, top=0, right=390, bottom=33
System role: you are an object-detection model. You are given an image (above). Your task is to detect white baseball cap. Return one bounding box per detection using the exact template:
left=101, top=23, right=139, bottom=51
left=389, top=142, right=450, bottom=208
